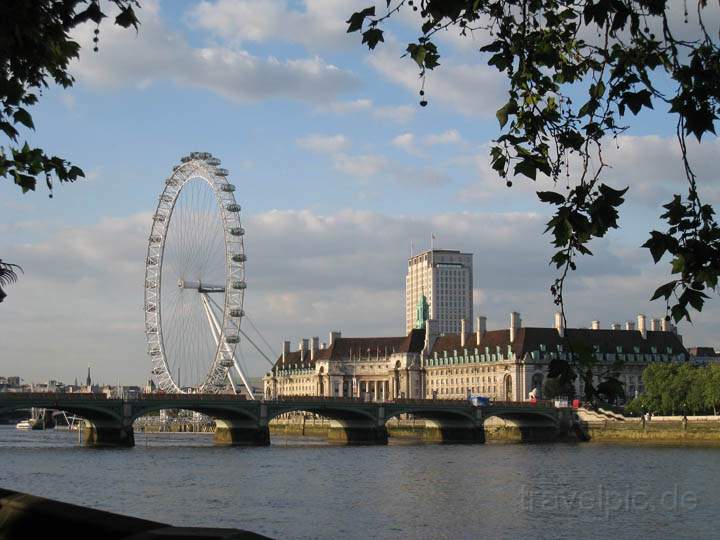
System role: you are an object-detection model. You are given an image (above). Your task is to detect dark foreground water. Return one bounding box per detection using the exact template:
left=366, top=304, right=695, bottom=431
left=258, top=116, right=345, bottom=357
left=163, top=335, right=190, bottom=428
left=1, top=426, right=719, bottom=540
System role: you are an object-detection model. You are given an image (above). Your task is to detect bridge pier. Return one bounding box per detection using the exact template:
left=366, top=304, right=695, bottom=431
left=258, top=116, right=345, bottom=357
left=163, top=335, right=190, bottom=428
left=419, top=420, right=485, bottom=444
left=326, top=422, right=388, bottom=445
left=213, top=419, right=270, bottom=446
left=81, top=421, right=135, bottom=448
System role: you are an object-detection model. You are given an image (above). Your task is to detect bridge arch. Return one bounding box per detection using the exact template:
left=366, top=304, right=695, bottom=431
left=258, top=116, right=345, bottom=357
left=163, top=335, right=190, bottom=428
left=129, top=403, right=258, bottom=424
left=0, top=403, right=123, bottom=423
left=383, top=404, right=483, bottom=444
left=268, top=402, right=385, bottom=444
left=481, top=408, right=560, bottom=443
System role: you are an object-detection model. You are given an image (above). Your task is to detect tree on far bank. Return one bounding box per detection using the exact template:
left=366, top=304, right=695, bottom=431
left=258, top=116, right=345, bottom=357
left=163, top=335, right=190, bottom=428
left=627, top=362, right=720, bottom=415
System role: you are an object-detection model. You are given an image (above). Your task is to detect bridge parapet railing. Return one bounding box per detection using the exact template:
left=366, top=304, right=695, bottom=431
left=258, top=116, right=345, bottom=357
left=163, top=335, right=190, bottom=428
left=136, top=393, right=248, bottom=401
left=267, top=395, right=366, bottom=404
left=490, top=400, right=555, bottom=408
left=391, top=398, right=471, bottom=406
left=0, top=392, right=109, bottom=401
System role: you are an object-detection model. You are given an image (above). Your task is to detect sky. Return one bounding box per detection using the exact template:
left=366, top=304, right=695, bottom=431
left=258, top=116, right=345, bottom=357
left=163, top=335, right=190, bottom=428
left=1, top=0, right=719, bottom=386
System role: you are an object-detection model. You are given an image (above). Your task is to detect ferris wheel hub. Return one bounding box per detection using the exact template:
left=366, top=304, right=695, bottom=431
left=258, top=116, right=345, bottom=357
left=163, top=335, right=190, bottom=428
left=177, top=279, right=225, bottom=293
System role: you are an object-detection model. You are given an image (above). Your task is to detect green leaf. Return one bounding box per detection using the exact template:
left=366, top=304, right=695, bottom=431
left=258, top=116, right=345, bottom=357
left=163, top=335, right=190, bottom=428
left=115, top=7, right=139, bottom=30
left=13, top=109, right=34, bottom=130
left=514, top=159, right=537, bottom=180
left=496, top=105, right=509, bottom=128
left=650, top=281, right=676, bottom=301
left=346, top=7, right=375, bottom=33
left=642, top=231, right=670, bottom=263
left=361, top=28, right=384, bottom=49
left=537, top=191, right=566, bottom=205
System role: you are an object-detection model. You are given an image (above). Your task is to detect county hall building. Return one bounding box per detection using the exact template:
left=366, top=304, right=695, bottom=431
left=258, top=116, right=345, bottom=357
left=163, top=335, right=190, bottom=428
left=263, top=249, right=688, bottom=402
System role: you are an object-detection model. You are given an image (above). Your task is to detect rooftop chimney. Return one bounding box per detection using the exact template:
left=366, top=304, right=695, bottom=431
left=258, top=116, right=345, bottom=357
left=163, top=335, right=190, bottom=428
left=591, top=320, right=600, bottom=330
left=650, top=318, right=660, bottom=332
left=299, top=338, right=309, bottom=353
left=554, top=312, right=564, bottom=337
left=460, top=319, right=467, bottom=347
left=476, top=316, right=487, bottom=345
left=625, top=321, right=635, bottom=331
left=637, top=314, right=647, bottom=339
left=329, top=331, right=341, bottom=346
left=310, top=336, right=319, bottom=360
left=661, top=318, right=670, bottom=332
left=510, top=311, right=521, bottom=343
left=282, top=341, right=290, bottom=362
left=611, top=323, right=621, bottom=331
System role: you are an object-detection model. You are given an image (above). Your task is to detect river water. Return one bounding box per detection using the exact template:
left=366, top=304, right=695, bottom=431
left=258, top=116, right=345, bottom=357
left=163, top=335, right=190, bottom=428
left=0, top=426, right=718, bottom=539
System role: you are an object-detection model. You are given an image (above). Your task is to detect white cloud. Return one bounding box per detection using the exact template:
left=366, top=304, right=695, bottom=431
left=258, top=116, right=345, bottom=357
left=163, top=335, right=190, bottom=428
left=392, top=133, right=417, bottom=154
left=424, top=129, right=462, bottom=145
left=297, top=134, right=350, bottom=154
left=393, top=129, right=463, bottom=155
left=70, top=0, right=357, bottom=103
left=373, top=104, right=416, bottom=123
left=367, top=41, right=507, bottom=117
left=325, top=99, right=373, bottom=114
left=59, top=94, right=77, bottom=110
left=295, top=133, right=449, bottom=184
left=322, top=99, right=416, bottom=123
left=188, top=0, right=358, bottom=51
left=333, top=153, right=389, bottom=177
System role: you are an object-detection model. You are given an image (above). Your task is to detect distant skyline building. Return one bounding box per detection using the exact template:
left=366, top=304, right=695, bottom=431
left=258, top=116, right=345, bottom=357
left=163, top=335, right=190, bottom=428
left=405, top=249, right=473, bottom=334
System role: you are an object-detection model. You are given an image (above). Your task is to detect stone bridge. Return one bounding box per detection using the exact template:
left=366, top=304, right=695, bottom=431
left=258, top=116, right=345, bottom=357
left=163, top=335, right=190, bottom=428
left=0, top=394, right=573, bottom=447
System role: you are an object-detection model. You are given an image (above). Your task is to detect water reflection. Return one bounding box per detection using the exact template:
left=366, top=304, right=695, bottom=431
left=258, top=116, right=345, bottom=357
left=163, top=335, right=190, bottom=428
left=0, top=426, right=718, bottom=539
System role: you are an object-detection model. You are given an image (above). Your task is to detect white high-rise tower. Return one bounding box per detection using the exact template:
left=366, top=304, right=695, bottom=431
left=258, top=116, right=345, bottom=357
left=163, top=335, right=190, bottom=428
left=405, top=249, right=473, bottom=334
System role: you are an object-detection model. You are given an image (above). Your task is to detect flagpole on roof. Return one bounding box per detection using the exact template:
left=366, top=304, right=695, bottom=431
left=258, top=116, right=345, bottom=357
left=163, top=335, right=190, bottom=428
left=431, top=232, right=435, bottom=251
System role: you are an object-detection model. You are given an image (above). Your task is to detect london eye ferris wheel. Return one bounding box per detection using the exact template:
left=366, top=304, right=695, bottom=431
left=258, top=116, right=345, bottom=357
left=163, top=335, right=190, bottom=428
left=143, top=152, right=253, bottom=395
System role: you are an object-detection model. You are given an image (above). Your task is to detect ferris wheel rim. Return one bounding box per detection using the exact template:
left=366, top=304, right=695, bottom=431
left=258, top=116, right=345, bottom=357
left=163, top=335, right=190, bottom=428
left=143, top=155, right=246, bottom=394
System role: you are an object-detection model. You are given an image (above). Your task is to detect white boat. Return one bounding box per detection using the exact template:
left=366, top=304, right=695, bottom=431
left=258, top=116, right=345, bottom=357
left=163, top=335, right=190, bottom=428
left=16, top=420, right=33, bottom=430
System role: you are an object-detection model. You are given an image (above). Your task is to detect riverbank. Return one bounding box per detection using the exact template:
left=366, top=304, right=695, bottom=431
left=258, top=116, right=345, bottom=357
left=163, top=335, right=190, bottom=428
left=579, top=414, right=720, bottom=445
left=269, top=417, right=563, bottom=443
left=268, top=415, right=720, bottom=445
